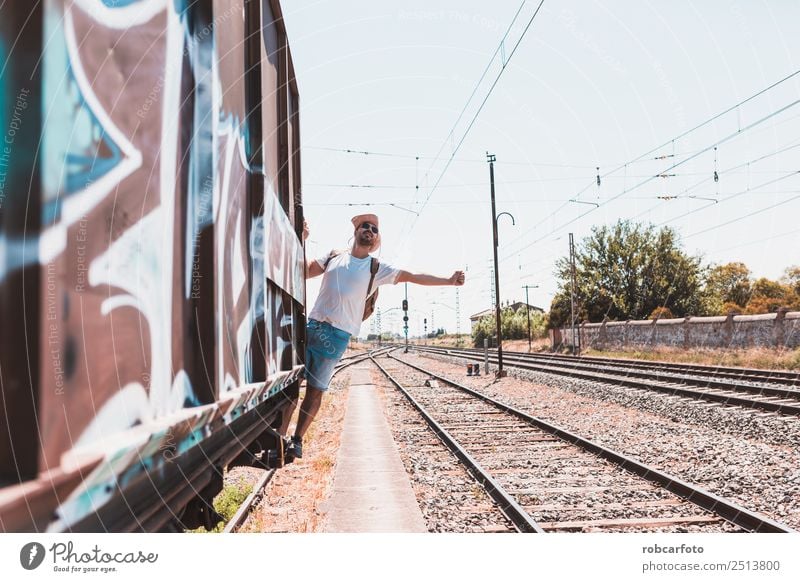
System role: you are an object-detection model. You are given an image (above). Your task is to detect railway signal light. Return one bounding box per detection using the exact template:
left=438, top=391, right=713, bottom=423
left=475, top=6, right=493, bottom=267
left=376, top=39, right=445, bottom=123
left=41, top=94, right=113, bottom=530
left=402, top=299, right=408, bottom=311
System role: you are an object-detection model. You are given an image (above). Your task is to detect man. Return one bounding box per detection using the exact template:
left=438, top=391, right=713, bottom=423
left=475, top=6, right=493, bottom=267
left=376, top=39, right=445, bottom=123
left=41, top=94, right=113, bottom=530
left=280, top=213, right=465, bottom=460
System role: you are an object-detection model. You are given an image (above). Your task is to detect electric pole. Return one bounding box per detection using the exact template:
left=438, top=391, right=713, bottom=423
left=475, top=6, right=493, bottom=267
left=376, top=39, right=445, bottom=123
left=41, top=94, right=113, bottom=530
left=569, top=233, right=580, bottom=356
left=490, top=261, right=496, bottom=309
left=455, top=287, right=461, bottom=347
left=522, top=284, right=539, bottom=352
left=403, top=284, right=409, bottom=353
left=488, top=152, right=514, bottom=378
left=377, top=307, right=382, bottom=347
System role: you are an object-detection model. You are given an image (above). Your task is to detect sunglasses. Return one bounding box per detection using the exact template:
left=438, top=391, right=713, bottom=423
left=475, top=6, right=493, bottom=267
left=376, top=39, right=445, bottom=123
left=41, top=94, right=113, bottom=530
left=359, top=223, right=379, bottom=234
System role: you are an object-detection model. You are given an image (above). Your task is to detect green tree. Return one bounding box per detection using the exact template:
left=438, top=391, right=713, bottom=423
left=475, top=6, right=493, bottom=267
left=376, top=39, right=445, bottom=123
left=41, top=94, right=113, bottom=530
left=427, top=327, right=446, bottom=339
left=551, top=220, right=703, bottom=324
left=472, top=307, right=546, bottom=346
left=702, top=262, right=752, bottom=314
left=744, top=277, right=798, bottom=314
left=648, top=306, right=674, bottom=320
left=781, top=266, right=800, bottom=297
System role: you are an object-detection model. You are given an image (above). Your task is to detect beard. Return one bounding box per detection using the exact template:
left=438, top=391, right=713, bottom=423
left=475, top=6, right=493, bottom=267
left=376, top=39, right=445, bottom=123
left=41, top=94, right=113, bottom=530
left=356, top=232, right=375, bottom=247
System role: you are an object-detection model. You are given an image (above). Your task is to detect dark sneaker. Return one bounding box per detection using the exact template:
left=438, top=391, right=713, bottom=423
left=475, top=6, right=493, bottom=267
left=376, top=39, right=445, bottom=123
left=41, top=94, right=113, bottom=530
left=285, top=436, right=303, bottom=460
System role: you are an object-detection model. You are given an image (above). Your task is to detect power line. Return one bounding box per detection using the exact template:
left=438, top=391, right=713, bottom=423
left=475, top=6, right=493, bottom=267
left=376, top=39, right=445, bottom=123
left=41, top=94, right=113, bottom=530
left=304, top=144, right=601, bottom=169
left=628, top=138, right=800, bottom=222
left=684, top=189, right=800, bottom=240
left=303, top=106, right=800, bottom=172
left=415, top=0, right=531, bottom=193
left=305, top=165, right=800, bottom=192
left=473, top=157, right=800, bottom=283
left=713, top=225, right=800, bottom=253
left=478, top=179, right=800, bottom=287
left=500, top=69, right=800, bottom=252
left=445, top=74, right=800, bottom=293
left=305, top=183, right=410, bottom=189
left=304, top=145, right=420, bottom=160
left=405, top=0, right=547, bottom=238
left=501, top=97, right=800, bottom=261
left=306, top=184, right=800, bottom=211
left=303, top=201, right=419, bottom=214
left=498, top=178, right=800, bottom=284
left=654, top=170, right=800, bottom=229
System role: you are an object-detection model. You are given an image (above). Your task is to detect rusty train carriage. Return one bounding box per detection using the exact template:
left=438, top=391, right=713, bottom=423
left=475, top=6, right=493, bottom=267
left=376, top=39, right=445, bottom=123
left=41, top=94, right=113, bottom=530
left=0, top=0, right=305, bottom=532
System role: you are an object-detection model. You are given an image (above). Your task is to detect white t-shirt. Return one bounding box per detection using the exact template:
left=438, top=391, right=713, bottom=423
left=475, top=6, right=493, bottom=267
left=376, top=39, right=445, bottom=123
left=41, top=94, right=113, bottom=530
left=308, top=251, right=401, bottom=336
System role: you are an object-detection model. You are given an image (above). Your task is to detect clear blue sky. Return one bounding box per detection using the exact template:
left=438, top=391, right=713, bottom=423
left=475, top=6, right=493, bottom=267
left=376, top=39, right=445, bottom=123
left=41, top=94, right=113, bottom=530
left=282, top=0, right=800, bottom=338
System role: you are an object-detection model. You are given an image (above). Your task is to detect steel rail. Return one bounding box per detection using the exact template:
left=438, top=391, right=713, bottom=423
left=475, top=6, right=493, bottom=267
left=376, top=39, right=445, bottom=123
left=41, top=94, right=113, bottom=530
left=370, top=355, right=544, bottom=533
left=336, top=346, right=394, bottom=370
left=387, top=352, right=795, bottom=533
left=529, top=351, right=800, bottom=384
left=223, top=469, right=276, bottom=533
left=409, top=346, right=800, bottom=416
left=427, top=346, right=800, bottom=399
left=412, top=344, right=800, bottom=385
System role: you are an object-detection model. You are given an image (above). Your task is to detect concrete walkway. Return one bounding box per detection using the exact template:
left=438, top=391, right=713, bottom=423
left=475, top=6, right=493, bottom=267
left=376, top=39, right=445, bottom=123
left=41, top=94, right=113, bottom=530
left=325, top=364, right=427, bottom=532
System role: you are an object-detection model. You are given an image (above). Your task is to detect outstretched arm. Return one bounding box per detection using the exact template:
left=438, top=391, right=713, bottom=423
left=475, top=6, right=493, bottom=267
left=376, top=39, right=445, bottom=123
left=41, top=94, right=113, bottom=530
left=397, top=270, right=465, bottom=286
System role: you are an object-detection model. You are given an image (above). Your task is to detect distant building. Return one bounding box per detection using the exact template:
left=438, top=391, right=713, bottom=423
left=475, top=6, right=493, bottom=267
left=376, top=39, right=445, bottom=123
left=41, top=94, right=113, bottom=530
left=469, top=301, right=544, bottom=329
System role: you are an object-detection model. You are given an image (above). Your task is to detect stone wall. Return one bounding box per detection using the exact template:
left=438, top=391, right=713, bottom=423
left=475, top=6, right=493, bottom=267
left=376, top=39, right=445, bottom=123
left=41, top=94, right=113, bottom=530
left=554, top=309, right=800, bottom=350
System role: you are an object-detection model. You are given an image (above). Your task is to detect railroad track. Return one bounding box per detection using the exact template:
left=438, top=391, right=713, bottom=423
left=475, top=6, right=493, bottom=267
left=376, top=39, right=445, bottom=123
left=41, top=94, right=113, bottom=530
left=337, top=346, right=394, bottom=370
left=407, top=345, right=800, bottom=416
left=411, top=345, right=800, bottom=386
left=372, top=351, right=794, bottom=533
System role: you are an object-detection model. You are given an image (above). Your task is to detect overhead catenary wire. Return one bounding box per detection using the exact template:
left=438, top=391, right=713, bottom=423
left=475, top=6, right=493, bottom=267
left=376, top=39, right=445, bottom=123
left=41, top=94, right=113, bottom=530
left=489, top=172, right=800, bottom=284
left=500, top=68, right=800, bottom=253
left=304, top=107, right=800, bottom=173
left=468, top=140, right=800, bottom=284
left=305, top=144, right=606, bottom=169
left=654, top=170, right=800, bottom=229
left=467, top=139, right=800, bottom=283
left=627, top=138, right=800, bottom=222
left=304, top=185, right=800, bottom=208
left=401, top=0, right=547, bottom=239
left=684, top=189, right=800, bottom=240
left=514, top=179, right=800, bottom=274
left=476, top=179, right=800, bottom=289
left=713, top=225, right=800, bottom=253
left=500, top=96, right=800, bottom=262
left=303, top=166, right=798, bottom=192
left=414, top=0, right=532, bottom=195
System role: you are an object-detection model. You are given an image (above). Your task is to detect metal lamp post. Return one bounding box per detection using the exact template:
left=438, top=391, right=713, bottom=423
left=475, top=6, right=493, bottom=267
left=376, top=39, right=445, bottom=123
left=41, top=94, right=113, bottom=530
left=488, top=152, right=514, bottom=378
left=403, top=284, right=409, bottom=353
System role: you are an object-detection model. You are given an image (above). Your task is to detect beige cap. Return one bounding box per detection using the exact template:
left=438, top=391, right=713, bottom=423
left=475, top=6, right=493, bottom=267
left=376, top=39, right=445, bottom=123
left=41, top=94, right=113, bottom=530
left=351, top=213, right=381, bottom=251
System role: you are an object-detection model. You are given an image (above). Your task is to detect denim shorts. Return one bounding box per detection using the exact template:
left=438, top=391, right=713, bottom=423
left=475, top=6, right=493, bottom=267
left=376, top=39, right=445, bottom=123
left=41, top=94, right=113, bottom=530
left=305, top=319, right=351, bottom=392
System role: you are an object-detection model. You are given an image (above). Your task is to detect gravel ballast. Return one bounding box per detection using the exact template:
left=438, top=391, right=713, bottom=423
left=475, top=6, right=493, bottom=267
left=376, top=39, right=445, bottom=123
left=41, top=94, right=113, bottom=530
left=400, top=351, right=800, bottom=530
left=372, top=364, right=514, bottom=532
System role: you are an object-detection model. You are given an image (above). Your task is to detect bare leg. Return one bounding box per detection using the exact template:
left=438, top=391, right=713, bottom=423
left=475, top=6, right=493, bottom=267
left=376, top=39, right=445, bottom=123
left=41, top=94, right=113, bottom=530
left=293, top=386, right=324, bottom=439
left=278, top=397, right=299, bottom=436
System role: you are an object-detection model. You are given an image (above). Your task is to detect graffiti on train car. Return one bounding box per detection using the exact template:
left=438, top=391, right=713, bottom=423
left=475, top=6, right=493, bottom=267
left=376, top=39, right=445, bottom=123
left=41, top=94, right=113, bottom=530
left=0, top=0, right=305, bottom=531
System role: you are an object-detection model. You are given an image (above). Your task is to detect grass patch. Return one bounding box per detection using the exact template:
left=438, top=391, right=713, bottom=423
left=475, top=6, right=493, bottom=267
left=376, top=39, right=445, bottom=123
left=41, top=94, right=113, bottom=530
left=190, top=479, right=254, bottom=533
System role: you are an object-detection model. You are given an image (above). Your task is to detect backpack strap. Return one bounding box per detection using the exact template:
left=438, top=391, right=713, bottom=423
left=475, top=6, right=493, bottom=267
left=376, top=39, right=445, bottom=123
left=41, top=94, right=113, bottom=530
left=361, top=258, right=380, bottom=321
left=323, top=249, right=343, bottom=270
left=365, top=257, right=379, bottom=299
